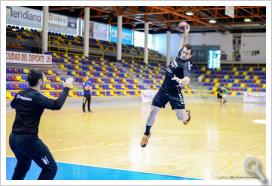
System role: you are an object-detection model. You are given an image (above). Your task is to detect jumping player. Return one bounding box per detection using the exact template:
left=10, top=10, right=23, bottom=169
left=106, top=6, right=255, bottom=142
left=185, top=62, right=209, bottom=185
left=9, top=69, right=73, bottom=180
left=141, top=23, right=192, bottom=148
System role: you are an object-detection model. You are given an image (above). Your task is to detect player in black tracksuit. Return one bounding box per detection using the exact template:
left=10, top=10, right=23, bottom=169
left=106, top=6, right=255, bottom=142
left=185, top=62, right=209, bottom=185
left=9, top=69, right=73, bottom=180
left=141, top=23, right=193, bottom=148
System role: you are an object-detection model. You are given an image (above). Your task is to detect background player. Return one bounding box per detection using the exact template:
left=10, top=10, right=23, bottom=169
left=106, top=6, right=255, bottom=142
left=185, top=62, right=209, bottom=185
left=9, top=69, right=73, bottom=180
left=141, top=22, right=192, bottom=148
left=82, top=76, right=92, bottom=112
left=217, top=86, right=228, bottom=106
left=217, top=87, right=223, bottom=105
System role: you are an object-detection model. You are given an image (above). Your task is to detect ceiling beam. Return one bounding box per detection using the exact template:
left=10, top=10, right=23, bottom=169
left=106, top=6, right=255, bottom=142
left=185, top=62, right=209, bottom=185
left=89, top=7, right=112, bottom=14
left=200, top=15, right=266, bottom=19
left=49, top=6, right=85, bottom=11
left=151, top=6, right=226, bottom=31
left=175, top=6, right=265, bottom=12
left=48, top=6, right=265, bottom=32
left=240, top=8, right=265, bottom=21
left=113, top=7, right=122, bottom=16
left=121, top=11, right=168, bottom=16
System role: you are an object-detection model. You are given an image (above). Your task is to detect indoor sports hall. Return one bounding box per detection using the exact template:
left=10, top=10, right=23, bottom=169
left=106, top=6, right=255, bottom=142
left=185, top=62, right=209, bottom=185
left=4, top=5, right=268, bottom=181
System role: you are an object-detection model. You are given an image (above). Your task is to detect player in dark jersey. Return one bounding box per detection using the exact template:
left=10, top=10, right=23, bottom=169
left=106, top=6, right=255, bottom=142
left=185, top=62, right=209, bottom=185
left=141, top=24, right=192, bottom=148
left=82, top=76, right=92, bottom=112
left=217, top=86, right=228, bottom=106
left=9, top=69, right=73, bottom=180
left=217, top=87, right=223, bottom=105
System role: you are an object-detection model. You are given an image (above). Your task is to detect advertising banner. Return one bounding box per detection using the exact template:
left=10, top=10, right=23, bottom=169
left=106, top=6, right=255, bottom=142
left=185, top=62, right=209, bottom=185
left=6, top=51, right=52, bottom=65
left=140, top=90, right=158, bottom=103
left=48, top=15, right=77, bottom=35
left=243, top=92, right=266, bottom=103
left=93, top=22, right=109, bottom=41
left=6, top=6, right=42, bottom=29
left=6, top=6, right=77, bottom=35
left=109, top=26, right=133, bottom=45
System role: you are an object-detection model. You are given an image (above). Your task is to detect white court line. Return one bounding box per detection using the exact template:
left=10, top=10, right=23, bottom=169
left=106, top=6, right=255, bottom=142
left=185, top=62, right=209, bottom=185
left=252, top=120, right=266, bottom=125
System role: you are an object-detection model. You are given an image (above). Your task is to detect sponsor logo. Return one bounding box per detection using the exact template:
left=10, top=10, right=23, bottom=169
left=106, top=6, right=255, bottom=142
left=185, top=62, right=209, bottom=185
left=188, top=62, right=192, bottom=71
left=170, top=60, right=178, bottom=68
left=7, top=6, right=41, bottom=23
left=49, top=13, right=67, bottom=26
left=17, top=95, right=32, bottom=101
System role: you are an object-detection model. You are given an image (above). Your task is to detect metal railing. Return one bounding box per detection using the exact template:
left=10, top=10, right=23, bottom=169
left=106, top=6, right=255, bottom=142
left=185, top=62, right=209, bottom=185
left=48, top=36, right=166, bottom=62
left=6, top=31, right=42, bottom=53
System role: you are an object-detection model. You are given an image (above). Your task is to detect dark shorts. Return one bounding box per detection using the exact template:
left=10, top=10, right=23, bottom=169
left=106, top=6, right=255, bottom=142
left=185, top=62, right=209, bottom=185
left=152, top=88, right=185, bottom=110
left=217, top=93, right=222, bottom=99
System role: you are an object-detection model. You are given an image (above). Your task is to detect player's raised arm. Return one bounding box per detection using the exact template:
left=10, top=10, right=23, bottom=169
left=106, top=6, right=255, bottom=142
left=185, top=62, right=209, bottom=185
left=36, top=77, right=73, bottom=110
left=179, top=23, right=190, bottom=49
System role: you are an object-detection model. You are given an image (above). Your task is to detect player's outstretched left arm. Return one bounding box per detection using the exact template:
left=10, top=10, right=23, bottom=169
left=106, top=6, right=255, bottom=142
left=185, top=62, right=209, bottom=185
left=172, top=60, right=192, bottom=86
left=36, top=77, right=73, bottom=110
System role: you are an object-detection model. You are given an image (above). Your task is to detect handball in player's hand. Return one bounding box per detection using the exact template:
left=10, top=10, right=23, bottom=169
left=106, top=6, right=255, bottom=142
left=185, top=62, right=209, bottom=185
left=178, top=21, right=188, bottom=31
left=178, top=21, right=190, bottom=33
left=63, top=77, right=74, bottom=89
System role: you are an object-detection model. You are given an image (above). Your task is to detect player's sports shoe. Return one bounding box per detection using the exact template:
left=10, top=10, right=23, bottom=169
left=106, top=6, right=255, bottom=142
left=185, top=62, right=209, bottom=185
left=141, top=133, right=151, bottom=148
left=183, top=110, right=191, bottom=125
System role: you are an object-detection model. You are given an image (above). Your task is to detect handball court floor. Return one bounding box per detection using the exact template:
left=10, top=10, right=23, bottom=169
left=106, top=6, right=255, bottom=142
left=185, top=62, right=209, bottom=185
left=6, top=97, right=266, bottom=180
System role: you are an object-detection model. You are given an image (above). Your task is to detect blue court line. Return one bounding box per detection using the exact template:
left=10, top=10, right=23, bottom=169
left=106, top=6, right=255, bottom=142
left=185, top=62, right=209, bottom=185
left=6, top=157, right=201, bottom=180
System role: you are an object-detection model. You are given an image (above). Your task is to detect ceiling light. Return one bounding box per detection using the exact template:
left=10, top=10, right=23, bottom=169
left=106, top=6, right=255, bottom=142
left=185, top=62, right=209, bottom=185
left=209, top=19, right=217, bottom=24
left=185, top=11, right=194, bottom=16
left=244, top=18, right=252, bottom=22
left=135, top=16, right=141, bottom=19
